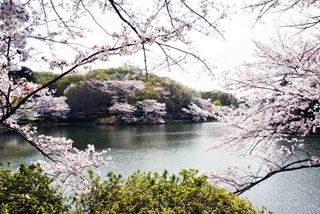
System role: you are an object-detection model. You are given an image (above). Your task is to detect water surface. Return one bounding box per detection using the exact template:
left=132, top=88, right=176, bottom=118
left=0, top=122, right=319, bottom=213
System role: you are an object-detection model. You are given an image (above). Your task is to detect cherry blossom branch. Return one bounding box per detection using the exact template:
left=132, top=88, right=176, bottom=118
left=156, top=42, right=213, bottom=75
left=164, top=0, right=175, bottom=27
left=216, top=36, right=320, bottom=196
left=142, top=44, right=148, bottom=80
left=234, top=159, right=320, bottom=195
left=158, top=45, right=189, bottom=72
left=245, top=0, right=320, bottom=31
left=28, top=35, right=92, bottom=50
left=79, top=0, right=112, bottom=36
left=108, top=0, right=142, bottom=39
left=49, top=0, right=74, bottom=37
left=1, top=122, right=55, bottom=162
left=108, top=0, right=152, bottom=78
left=0, top=42, right=136, bottom=124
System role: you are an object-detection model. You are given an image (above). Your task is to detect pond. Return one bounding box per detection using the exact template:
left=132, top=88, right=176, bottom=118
left=0, top=122, right=320, bottom=213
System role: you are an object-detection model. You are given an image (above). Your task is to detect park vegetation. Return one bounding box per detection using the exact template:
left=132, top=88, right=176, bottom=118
left=32, top=68, right=237, bottom=124
left=0, top=163, right=270, bottom=214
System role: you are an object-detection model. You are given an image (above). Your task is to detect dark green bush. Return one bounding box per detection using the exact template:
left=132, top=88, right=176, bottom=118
left=78, top=169, right=269, bottom=214
left=64, top=82, right=111, bottom=116
left=0, top=163, right=68, bottom=214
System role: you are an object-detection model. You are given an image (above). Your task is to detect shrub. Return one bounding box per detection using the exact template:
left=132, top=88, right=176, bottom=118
left=0, top=164, right=271, bottom=214
left=78, top=169, right=269, bottom=214
left=213, top=99, right=223, bottom=107
left=0, top=163, right=68, bottom=214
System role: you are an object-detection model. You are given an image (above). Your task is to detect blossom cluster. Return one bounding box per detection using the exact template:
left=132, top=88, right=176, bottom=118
left=109, top=102, right=137, bottom=123
left=212, top=38, right=320, bottom=191
left=182, top=102, right=212, bottom=122
left=0, top=0, right=30, bottom=69
left=137, top=99, right=167, bottom=123
left=182, top=97, right=216, bottom=122
left=110, top=99, right=167, bottom=124
left=35, top=140, right=112, bottom=194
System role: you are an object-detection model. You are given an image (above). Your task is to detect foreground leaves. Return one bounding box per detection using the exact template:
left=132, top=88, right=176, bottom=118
left=0, top=163, right=68, bottom=214
left=78, top=169, right=270, bottom=214
left=0, top=164, right=271, bottom=213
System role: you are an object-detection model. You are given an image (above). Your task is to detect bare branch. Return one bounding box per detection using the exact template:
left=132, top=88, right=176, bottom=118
left=156, top=42, right=214, bottom=75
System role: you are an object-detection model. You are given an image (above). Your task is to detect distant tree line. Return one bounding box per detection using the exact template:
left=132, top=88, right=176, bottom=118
left=200, top=91, right=238, bottom=108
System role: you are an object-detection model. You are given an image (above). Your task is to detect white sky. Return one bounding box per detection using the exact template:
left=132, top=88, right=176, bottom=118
left=24, top=1, right=307, bottom=92
left=146, top=10, right=281, bottom=91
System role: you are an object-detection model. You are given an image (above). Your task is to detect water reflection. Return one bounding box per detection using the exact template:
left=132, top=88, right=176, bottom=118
left=0, top=132, right=35, bottom=159
left=0, top=123, right=235, bottom=173
left=243, top=135, right=320, bottom=214
left=0, top=123, right=320, bottom=214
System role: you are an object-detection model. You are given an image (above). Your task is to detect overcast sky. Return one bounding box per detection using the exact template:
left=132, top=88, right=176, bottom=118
left=24, top=1, right=304, bottom=92
left=154, top=9, right=282, bottom=91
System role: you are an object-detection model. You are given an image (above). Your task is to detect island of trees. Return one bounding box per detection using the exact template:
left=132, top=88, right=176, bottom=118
left=27, top=67, right=237, bottom=125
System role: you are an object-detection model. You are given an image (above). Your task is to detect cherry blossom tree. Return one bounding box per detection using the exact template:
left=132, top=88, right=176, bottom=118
left=31, top=95, right=70, bottom=118
left=137, top=99, right=167, bottom=123
left=89, top=79, right=145, bottom=103
left=109, top=102, right=137, bottom=123
left=193, top=0, right=320, bottom=195
left=182, top=94, right=216, bottom=122
left=193, top=97, right=214, bottom=111
left=0, top=0, right=227, bottom=193
left=182, top=102, right=213, bottom=122
left=109, top=100, right=167, bottom=124
left=212, top=37, right=320, bottom=194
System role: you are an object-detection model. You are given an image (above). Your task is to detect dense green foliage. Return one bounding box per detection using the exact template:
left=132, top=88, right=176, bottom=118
left=34, top=72, right=85, bottom=96
left=64, top=82, right=111, bottom=116
left=0, top=164, right=270, bottom=213
left=34, top=71, right=59, bottom=91
left=201, top=90, right=238, bottom=107
left=78, top=169, right=269, bottom=214
left=84, top=68, right=138, bottom=81
left=0, top=163, right=68, bottom=214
